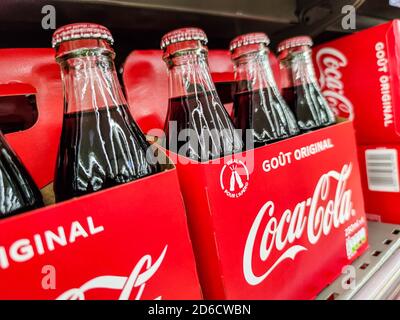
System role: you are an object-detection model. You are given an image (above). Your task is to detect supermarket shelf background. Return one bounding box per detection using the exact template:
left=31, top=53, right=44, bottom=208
left=0, top=0, right=399, bottom=66
left=318, top=222, right=400, bottom=300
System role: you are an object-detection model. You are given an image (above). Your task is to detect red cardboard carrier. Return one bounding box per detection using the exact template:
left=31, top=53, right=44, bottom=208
left=123, top=50, right=369, bottom=299
left=313, top=21, right=400, bottom=223
left=0, top=49, right=201, bottom=300
left=0, top=49, right=62, bottom=188
left=313, top=21, right=400, bottom=144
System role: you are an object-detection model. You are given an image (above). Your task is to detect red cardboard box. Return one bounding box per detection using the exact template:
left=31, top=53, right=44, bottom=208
left=313, top=21, right=400, bottom=223
left=0, top=49, right=201, bottom=300
left=0, top=166, right=202, bottom=300
left=123, top=50, right=369, bottom=299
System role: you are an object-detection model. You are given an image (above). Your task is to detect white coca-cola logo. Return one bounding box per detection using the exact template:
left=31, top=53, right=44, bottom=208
left=57, top=245, right=168, bottom=300
left=243, top=164, right=355, bottom=285
left=316, top=48, right=354, bottom=120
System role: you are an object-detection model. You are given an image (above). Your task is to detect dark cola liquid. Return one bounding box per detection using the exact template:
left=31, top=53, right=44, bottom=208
left=282, top=83, right=336, bottom=131
left=233, top=88, right=299, bottom=148
left=54, top=105, right=160, bottom=202
left=165, top=90, right=243, bottom=162
left=0, top=133, right=43, bottom=218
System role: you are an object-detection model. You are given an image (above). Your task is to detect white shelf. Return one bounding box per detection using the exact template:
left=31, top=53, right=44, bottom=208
left=317, top=221, right=400, bottom=300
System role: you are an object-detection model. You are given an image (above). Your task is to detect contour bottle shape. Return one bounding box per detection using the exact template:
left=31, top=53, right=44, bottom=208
left=161, top=27, right=243, bottom=161
left=0, top=131, right=43, bottom=218
left=277, top=36, right=336, bottom=131
left=230, top=32, right=300, bottom=148
left=52, top=23, right=160, bottom=202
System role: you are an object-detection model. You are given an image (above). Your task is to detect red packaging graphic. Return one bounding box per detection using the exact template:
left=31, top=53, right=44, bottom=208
left=313, top=20, right=400, bottom=223
left=0, top=49, right=201, bottom=300
left=123, top=50, right=369, bottom=299
left=0, top=165, right=202, bottom=300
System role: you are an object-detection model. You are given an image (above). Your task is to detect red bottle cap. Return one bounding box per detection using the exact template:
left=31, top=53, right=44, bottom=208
left=229, top=32, right=270, bottom=52
left=276, top=36, right=313, bottom=53
left=52, top=23, right=114, bottom=48
left=160, top=27, right=208, bottom=50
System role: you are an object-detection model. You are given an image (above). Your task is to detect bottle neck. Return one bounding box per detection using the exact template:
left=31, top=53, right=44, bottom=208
left=280, top=48, right=318, bottom=88
left=58, top=48, right=126, bottom=114
left=232, top=49, right=279, bottom=93
left=165, top=49, right=217, bottom=98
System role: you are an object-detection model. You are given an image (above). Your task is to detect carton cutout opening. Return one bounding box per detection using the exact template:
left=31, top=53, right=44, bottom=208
left=0, top=94, right=38, bottom=133
left=0, top=83, right=39, bottom=134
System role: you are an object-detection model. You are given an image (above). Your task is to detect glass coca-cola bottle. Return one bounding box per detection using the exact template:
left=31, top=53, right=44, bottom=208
left=161, top=28, right=243, bottom=162
left=52, top=23, right=160, bottom=202
left=230, top=33, right=299, bottom=148
left=0, top=131, right=43, bottom=217
left=277, top=36, right=336, bottom=131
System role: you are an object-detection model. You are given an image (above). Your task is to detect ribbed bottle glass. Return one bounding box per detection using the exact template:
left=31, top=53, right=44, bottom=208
left=230, top=34, right=299, bottom=148
left=53, top=24, right=160, bottom=202
left=0, top=131, right=43, bottom=217
left=279, top=38, right=336, bottom=131
left=162, top=28, right=243, bottom=162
